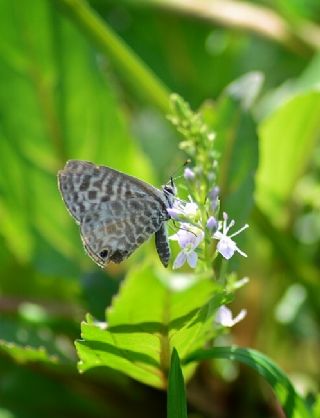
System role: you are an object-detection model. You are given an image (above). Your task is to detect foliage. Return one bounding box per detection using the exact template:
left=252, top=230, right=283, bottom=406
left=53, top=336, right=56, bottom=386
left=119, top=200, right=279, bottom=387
left=0, top=0, right=319, bottom=417
left=76, top=265, right=228, bottom=388
left=167, top=348, right=187, bottom=418
left=185, top=347, right=313, bottom=418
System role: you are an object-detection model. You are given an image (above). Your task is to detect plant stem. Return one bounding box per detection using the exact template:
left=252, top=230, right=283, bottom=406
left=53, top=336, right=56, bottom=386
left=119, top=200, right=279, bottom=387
left=53, top=0, right=171, bottom=113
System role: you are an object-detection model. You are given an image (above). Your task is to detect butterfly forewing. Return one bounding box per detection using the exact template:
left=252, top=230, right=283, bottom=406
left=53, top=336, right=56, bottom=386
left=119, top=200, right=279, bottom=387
left=58, top=160, right=172, bottom=267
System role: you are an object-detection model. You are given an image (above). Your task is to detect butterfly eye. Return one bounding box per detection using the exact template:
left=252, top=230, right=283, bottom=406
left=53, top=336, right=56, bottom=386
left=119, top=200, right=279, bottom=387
left=99, top=249, right=109, bottom=259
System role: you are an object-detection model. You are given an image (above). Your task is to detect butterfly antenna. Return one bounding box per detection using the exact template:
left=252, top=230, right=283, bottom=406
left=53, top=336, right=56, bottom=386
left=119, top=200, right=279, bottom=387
left=167, top=159, right=191, bottom=185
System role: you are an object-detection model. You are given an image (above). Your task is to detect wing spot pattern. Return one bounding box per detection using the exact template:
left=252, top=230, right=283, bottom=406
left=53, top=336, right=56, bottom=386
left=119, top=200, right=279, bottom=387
left=58, top=160, right=173, bottom=267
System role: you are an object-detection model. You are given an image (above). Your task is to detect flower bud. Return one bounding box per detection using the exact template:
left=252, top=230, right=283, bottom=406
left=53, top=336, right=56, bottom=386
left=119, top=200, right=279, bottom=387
left=184, top=167, right=196, bottom=180
left=206, top=216, right=218, bottom=231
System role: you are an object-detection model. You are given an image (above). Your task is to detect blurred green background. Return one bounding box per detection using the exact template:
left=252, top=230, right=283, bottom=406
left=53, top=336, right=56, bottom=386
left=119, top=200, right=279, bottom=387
left=0, top=0, right=319, bottom=417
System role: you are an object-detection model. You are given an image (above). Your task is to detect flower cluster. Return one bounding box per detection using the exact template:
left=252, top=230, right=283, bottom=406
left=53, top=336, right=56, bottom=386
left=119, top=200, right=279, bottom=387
left=165, top=93, right=250, bottom=268
left=167, top=180, right=249, bottom=270
left=166, top=94, right=250, bottom=331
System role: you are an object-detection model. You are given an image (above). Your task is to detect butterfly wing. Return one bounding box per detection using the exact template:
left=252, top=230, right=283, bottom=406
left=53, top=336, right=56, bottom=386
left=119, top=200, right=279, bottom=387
left=57, top=160, right=167, bottom=223
left=58, top=160, right=171, bottom=267
left=80, top=198, right=167, bottom=267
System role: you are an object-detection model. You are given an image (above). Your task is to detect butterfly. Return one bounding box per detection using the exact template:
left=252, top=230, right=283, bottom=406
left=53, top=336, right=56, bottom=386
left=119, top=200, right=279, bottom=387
left=57, top=160, right=176, bottom=268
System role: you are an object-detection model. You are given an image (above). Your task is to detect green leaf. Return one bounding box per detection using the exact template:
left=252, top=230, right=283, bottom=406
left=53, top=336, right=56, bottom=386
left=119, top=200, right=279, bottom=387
left=312, top=394, right=320, bottom=418
left=0, top=136, right=34, bottom=263
left=184, top=346, right=312, bottom=418
left=255, top=52, right=320, bottom=120
left=0, top=408, right=15, bottom=418
left=0, top=340, right=59, bottom=365
left=76, top=264, right=227, bottom=388
left=0, top=357, right=109, bottom=418
left=167, top=348, right=188, bottom=418
left=0, top=316, right=76, bottom=366
left=55, top=0, right=171, bottom=114
left=294, top=52, right=320, bottom=92
left=0, top=0, right=152, bottom=269
left=256, top=91, right=320, bottom=222
left=203, top=73, right=260, bottom=225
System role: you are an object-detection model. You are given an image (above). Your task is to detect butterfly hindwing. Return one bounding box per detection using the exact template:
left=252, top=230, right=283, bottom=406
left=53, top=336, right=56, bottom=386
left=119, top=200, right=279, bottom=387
left=80, top=199, right=167, bottom=266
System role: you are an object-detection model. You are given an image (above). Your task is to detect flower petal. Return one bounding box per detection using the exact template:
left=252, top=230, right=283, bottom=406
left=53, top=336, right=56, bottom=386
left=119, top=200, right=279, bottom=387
left=184, top=201, right=198, bottom=216
left=215, top=305, right=247, bottom=327
left=177, top=229, right=196, bottom=248
left=232, top=309, right=247, bottom=325
left=167, top=208, right=182, bottom=219
left=215, top=305, right=233, bottom=326
left=187, top=251, right=198, bottom=268
left=213, top=213, right=248, bottom=259
left=173, top=251, right=187, bottom=269
left=217, top=238, right=237, bottom=259
left=194, top=230, right=205, bottom=247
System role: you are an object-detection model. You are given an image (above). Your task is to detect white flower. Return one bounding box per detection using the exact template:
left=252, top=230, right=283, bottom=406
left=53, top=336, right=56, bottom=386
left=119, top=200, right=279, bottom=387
left=213, top=212, right=249, bottom=259
left=167, top=196, right=199, bottom=220
left=184, top=200, right=198, bottom=217
left=215, top=305, right=247, bottom=327
left=170, top=226, right=204, bottom=269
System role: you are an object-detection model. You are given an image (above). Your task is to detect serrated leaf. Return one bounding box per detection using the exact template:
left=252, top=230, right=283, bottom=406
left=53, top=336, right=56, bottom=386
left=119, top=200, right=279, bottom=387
left=76, top=265, right=227, bottom=388
left=0, top=339, right=59, bottom=365
left=167, top=348, right=188, bottom=418
left=0, top=316, right=77, bottom=366
left=185, top=346, right=312, bottom=418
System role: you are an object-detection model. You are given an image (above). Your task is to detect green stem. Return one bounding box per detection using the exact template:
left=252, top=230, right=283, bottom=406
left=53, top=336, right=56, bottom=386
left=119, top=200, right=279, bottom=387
left=53, top=0, right=171, bottom=113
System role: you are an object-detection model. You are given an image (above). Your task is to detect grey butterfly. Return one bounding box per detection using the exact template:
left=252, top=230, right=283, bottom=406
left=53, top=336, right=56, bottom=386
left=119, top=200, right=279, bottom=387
left=57, top=160, right=176, bottom=268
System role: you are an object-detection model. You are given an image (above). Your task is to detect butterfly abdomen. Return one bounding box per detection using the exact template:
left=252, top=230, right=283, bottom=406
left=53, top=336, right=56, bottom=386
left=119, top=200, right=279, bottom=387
left=155, top=224, right=171, bottom=267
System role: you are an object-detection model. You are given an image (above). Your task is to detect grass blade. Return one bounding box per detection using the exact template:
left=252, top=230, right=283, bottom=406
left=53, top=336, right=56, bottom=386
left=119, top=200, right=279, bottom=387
left=184, top=346, right=312, bottom=418
left=167, top=348, right=188, bottom=418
